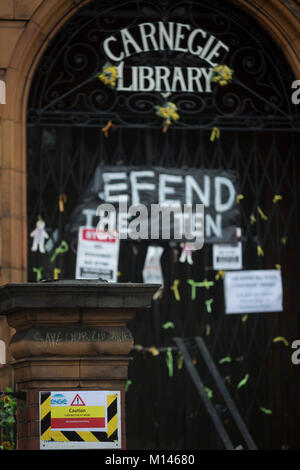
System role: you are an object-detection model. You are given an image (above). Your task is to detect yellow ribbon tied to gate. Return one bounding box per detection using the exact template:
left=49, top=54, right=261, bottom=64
left=53, top=268, right=61, bottom=280
left=215, top=270, right=226, bottom=280
left=210, top=126, right=220, bottom=142
left=102, top=120, right=116, bottom=138
left=58, top=193, right=67, bottom=212
left=149, top=345, right=160, bottom=356
left=273, top=336, right=289, bottom=347
left=257, top=245, right=264, bottom=257
left=257, top=207, right=268, bottom=220
left=171, top=279, right=181, bottom=301
left=272, top=195, right=283, bottom=204
left=177, top=351, right=184, bottom=370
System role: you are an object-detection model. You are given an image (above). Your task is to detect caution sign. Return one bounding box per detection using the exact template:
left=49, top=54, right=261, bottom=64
left=40, top=391, right=121, bottom=449
left=70, top=393, right=85, bottom=406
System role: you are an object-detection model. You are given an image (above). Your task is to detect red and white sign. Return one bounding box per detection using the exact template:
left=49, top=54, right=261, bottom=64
left=75, top=227, right=120, bottom=281
left=70, top=394, right=86, bottom=406
left=50, top=391, right=107, bottom=432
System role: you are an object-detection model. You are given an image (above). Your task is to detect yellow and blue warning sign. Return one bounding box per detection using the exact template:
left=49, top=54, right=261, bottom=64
left=40, top=391, right=121, bottom=449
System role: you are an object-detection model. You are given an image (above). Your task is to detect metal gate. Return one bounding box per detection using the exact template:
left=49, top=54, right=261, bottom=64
left=26, top=0, right=300, bottom=449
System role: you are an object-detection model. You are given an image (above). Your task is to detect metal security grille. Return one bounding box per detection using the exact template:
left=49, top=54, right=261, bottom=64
left=26, top=0, right=300, bottom=450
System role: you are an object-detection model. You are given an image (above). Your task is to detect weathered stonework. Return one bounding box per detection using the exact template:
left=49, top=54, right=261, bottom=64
left=0, top=280, right=159, bottom=449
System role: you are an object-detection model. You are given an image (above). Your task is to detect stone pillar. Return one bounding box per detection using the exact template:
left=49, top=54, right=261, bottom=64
left=0, top=280, right=159, bottom=450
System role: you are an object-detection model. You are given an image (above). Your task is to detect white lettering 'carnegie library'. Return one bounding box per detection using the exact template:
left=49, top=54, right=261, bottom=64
left=102, top=22, right=230, bottom=93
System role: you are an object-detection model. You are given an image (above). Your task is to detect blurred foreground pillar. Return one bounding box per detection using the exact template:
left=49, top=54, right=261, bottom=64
left=0, top=280, right=159, bottom=450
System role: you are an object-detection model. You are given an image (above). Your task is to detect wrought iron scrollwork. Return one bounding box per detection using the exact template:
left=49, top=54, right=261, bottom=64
left=27, top=0, right=299, bottom=130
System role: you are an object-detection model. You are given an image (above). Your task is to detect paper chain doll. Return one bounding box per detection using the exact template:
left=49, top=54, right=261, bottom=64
left=30, top=216, right=49, bottom=253
left=179, top=242, right=195, bottom=265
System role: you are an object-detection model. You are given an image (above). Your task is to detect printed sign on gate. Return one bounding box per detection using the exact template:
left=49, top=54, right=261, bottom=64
left=50, top=391, right=107, bottom=432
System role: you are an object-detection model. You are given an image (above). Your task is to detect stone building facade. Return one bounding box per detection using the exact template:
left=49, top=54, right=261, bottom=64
left=0, top=0, right=299, bottom=448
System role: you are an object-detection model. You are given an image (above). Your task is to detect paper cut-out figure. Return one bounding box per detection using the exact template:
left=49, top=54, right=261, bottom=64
left=30, top=217, right=49, bottom=253
left=179, top=243, right=194, bottom=265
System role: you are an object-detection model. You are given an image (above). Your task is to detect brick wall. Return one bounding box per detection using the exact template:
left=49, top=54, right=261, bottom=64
left=16, top=390, right=40, bottom=450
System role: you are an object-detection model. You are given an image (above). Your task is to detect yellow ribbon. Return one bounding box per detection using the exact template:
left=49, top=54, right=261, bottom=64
left=53, top=268, right=61, bottom=280
left=210, top=126, right=220, bottom=142
left=273, top=336, right=289, bottom=347
left=250, top=214, right=256, bottom=225
left=257, top=245, right=264, bottom=256
left=215, top=270, right=226, bottom=280
left=275, top=264, right=281, bottom=270
left=281, top=237, right=288, bottom=246
left=58, top=194, right=67, bottom=212
left=171, top=279, right=181, bottom=301
left=177, top=352, right=184, bottom=370
left=102, top=120, right=116, bottom=137
left=272, top=195, right=282, bottom=204
left=236, top=194, right=244, bottom=203
left=202, top=278, right=214, bottom=290
left=257, top=207, right=268, bottom=220
left=149, top=346, right=160, bottom=356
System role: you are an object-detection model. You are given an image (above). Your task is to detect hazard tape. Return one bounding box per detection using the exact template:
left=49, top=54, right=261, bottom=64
left=40, top=392, right=119, bottom=443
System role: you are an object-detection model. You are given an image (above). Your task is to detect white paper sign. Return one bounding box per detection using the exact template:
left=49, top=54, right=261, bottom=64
left=224, top=270, right=283, bottom=314
left=213, top=242, right=242, bottom=270
left=75, top=227, right=120, bottom=282
left=142, top=246, right=164, bottom=285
